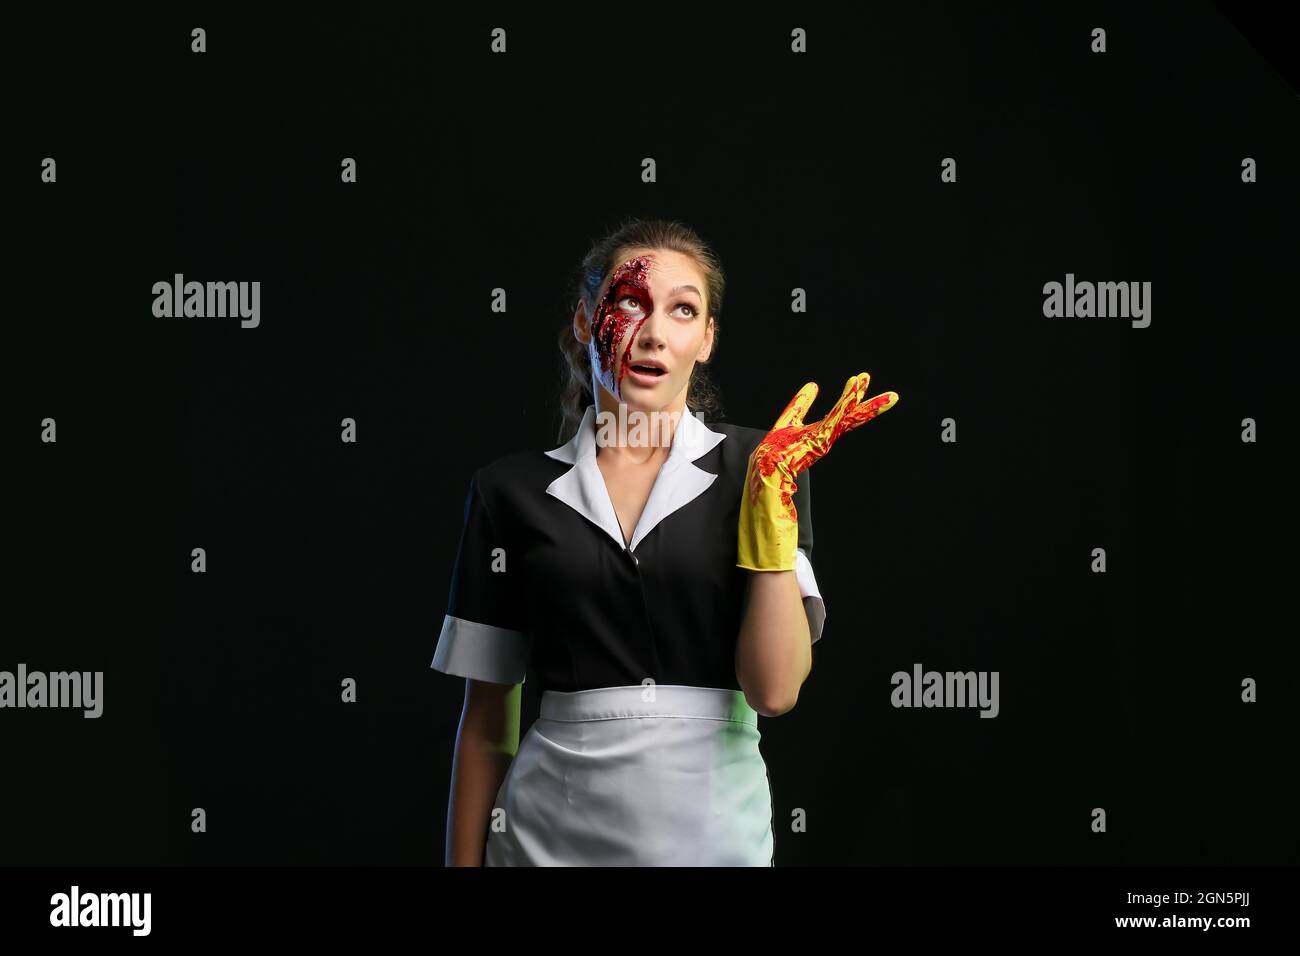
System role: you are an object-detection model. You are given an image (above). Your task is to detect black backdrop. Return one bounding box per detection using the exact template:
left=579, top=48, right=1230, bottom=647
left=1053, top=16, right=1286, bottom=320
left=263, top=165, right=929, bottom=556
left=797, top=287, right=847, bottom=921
left=10, top=3, right=1298, bottom=868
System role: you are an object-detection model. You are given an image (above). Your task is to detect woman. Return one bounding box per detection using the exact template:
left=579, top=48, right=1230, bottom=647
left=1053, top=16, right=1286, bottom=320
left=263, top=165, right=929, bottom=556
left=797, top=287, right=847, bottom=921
left=432, top=218, right=899, bottom=866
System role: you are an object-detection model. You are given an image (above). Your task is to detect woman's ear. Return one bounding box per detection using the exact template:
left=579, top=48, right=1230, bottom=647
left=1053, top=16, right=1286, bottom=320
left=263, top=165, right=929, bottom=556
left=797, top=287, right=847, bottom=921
left=573, top=299, right=592, bottom=345
left=696, top=317, right=716, bottom=363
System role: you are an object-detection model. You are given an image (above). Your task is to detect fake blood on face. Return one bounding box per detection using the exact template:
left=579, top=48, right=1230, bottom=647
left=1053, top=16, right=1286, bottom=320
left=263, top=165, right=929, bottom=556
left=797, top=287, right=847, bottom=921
left=591, top=254, right=655, bottom=399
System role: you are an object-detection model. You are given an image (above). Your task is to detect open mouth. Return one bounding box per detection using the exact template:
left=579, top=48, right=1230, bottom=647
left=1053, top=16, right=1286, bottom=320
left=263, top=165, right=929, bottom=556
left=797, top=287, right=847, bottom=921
left=629, top=364, right=666, bottom=377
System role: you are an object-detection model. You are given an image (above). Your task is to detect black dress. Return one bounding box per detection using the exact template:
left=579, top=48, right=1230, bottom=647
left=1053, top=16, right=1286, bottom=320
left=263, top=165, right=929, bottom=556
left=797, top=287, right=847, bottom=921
left=431, top=402, right=827, bottom=866
left=431, top=403, right=825, bottom=691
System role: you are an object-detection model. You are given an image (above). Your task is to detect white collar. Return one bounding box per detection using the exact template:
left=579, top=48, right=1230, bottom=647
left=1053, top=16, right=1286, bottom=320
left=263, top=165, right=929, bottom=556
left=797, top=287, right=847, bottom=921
left=543, top=404, right=727, bottom=553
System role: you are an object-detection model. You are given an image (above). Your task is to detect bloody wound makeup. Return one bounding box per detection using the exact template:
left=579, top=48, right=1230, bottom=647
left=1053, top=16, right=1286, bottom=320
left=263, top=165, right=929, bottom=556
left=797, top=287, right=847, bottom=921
left=591, top=254, right=655, bottom=398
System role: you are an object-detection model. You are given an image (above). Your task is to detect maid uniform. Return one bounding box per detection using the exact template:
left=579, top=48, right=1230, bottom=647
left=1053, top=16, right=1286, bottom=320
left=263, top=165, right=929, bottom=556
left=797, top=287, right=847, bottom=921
left=431, top=403, right=827, bottom=866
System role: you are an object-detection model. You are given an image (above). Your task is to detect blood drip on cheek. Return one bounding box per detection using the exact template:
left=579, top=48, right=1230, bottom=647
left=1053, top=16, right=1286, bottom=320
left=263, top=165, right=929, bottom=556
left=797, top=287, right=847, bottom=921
left=591, top=255, right=655, bottom=397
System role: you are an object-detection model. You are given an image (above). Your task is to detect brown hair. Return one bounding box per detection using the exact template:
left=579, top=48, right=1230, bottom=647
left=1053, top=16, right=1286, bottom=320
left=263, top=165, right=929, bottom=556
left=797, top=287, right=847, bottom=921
left=556, top=218, right=725, bottom=443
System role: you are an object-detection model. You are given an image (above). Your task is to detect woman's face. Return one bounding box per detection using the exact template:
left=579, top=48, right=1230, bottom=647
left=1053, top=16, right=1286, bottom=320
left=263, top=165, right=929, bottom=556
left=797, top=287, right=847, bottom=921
left=580, top=247, right=714, bottom=411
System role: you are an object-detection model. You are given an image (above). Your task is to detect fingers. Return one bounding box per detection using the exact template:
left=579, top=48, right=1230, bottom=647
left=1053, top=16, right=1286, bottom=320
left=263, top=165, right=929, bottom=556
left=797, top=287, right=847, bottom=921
left=812, top=373, right=869, bottom=447
left=773, top=381, right=819, bottom=429
left=770, top=374, right=898, bottom=460
left=814, top=374, right=902, bottom=449
left=843, top=390, right=899, bottom=431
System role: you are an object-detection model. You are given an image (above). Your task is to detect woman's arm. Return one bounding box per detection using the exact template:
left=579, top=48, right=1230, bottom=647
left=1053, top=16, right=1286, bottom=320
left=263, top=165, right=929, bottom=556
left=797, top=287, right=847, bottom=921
left=736, top=570, right=812, bottom=717
left=735, top=374, right=898, bottom=716
left=445, top=677, right=522, bottom=866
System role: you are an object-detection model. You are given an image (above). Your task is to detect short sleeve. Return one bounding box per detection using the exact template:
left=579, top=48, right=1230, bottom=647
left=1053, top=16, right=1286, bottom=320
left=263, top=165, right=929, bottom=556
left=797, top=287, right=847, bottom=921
left=792, top=470, right=827, bottom=644
left=430, top=471, right=533, bottom=684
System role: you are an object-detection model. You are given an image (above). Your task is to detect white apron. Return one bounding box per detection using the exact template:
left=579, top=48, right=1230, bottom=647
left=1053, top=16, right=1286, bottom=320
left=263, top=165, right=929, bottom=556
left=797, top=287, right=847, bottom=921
left=484, top=684, right=774, bottom=866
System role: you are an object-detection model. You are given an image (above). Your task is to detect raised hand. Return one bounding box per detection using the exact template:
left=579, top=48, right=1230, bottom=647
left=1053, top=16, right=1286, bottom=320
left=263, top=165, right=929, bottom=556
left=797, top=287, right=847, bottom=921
left=736, top=373, right=899, bottom=572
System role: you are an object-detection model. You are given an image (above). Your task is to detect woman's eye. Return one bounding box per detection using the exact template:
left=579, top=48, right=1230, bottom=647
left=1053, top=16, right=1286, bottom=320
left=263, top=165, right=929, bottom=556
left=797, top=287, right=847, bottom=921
left=615, top=295, right=696, bottom=318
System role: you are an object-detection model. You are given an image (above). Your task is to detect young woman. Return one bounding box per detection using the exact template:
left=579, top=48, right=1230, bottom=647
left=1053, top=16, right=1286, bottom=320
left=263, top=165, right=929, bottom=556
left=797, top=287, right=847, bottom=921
left=432, top=219, right=899, bottom=866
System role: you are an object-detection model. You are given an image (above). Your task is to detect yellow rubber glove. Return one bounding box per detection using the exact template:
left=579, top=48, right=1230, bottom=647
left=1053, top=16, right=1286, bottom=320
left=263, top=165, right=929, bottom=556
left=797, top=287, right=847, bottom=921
left=737, top=373, right=899, bottom=572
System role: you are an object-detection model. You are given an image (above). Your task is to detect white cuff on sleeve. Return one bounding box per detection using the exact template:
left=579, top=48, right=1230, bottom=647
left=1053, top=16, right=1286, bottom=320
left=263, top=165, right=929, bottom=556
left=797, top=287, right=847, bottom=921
left=794, top=548, right=827, bottom=644
left=431, top=615, right=532, bottom=685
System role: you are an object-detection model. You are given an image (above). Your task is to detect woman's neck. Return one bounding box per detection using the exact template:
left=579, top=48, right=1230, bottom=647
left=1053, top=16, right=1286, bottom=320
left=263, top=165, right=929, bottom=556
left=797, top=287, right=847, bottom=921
left=592, top=391, right=686, bottom=464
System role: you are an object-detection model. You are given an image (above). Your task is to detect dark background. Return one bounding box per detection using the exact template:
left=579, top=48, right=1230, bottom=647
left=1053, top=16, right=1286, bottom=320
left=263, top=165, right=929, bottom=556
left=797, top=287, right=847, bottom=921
left=9, top=3, right=1297, bottom=866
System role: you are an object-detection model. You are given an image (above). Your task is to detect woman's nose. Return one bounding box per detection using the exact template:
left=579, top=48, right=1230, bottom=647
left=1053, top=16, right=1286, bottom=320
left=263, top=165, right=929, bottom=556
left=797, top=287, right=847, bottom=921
left=636, top=309, right=669, bottom=346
